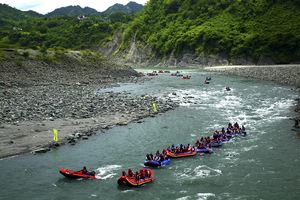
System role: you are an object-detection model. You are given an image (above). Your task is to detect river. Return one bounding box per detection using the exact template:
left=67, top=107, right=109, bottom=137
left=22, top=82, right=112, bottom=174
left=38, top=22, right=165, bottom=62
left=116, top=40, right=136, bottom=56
left=0, top=70, right=299, bottom=200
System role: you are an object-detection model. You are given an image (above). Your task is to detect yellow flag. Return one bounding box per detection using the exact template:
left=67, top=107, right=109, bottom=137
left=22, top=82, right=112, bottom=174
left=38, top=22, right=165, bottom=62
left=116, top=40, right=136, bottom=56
left=152, top=102, right=157, bottom=113
left=53, top=129, right=58, bottom=142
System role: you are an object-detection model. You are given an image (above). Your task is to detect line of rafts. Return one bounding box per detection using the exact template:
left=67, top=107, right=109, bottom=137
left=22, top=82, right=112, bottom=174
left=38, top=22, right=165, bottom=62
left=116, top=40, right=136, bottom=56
left=59, top=123, right=246, bottom=187
left=146, top=70, right=170, bottom=76
left=146, top=70, right=191, bottom=80
left=146, top=70, right=192, bottom=80
left=170, top=71, right=191, bottom=80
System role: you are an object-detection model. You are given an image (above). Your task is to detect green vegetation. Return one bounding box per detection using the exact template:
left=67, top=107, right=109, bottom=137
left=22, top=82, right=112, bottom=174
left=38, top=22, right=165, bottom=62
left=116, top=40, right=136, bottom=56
left=122, top=0, right=300, bottom=63
left=1, top=1, right=300, bottom=64
left=0, top=15, right=133, bottom=50
left=0, top=3, right=134, bottom=50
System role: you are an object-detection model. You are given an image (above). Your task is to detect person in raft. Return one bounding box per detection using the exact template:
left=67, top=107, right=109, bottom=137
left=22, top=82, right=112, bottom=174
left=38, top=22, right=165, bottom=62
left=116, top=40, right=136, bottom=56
left=128, top=169, right=134, bottom=177
left=80, top=166, right=88, bottom=174
left=121, top=169, right=150, bottom=180
left=79, top=166, right=95, bottom=176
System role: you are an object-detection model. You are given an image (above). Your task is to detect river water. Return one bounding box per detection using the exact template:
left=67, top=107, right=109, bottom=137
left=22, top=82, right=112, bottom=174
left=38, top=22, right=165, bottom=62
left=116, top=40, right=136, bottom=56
left=0, top=70, right=299, bottom=200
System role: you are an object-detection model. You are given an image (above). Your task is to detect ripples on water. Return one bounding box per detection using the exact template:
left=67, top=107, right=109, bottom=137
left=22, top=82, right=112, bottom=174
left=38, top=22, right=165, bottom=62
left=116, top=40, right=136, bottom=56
left=0, top=71, right=299, bottom=200
left=176, top=193, right=216, bottom=200
left=175, top=165, right=222, bottom=180
left=95, top=165, right=122, bottom=180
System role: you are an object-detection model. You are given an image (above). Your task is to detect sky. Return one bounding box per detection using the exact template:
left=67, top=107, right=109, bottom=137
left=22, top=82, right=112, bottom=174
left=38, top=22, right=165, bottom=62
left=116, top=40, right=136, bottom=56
left=0, top=0, right=148, bottom=14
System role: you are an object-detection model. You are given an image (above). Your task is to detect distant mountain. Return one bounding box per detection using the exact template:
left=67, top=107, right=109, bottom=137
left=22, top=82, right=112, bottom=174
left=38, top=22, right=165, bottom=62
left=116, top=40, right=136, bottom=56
left=46, top=5, right=100, bottom=17
left=126, top=1, right=144, bottom=12
left=102, top=1, right=143, bottom=16
left=0, top=3, right=42, bottom=29
left=0, top=3, right=42, bottom=21
left=45, top=2, right=143, bottom=17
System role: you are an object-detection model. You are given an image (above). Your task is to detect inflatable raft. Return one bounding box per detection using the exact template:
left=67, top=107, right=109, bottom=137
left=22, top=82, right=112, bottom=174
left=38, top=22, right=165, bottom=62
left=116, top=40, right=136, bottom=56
left=211, top=141, right=224, bottom=147
left=165, top=148, right=197, bottom=158
left=117, top=169, right=154, bottom=187
left=144, top=158, right=171, bottom=167
left=196, top=147, right=213, bottom=153
left=59, top=168, right=96, bottom=179
left=181, top=75, right=191, bottom=80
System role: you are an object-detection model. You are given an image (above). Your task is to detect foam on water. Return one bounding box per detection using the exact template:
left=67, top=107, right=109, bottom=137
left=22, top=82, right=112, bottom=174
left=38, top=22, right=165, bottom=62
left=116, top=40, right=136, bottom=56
left=176, top=193, right=216, bottom=200
left=121, top=190, right=135, bottom=193
left=95, top=165, right=122, bottom=180
left=225, top=151, right=240, bottom=158
left=176, top=165, right=222, bottom=180
left=176, top=196, right=191, bottom=200
left=253, top=98, right=294, bottom=122
left=166, top=89, right=225, bottom=107
left=163, top=86, right=295, bottom=139
left=196, top=193, right=216, bottom=200
left=214, top=96, right=242, bottom=109
left=242, top=145, right=258, bottom=152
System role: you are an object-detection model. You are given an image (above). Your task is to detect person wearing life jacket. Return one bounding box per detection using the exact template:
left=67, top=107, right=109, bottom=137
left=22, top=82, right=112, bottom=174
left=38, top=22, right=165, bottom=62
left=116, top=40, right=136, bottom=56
left=128, top=169, right=133, bottom=177
left=156, top=150, right=160, bottom=157
left=187, top=144, right=191, bottom=151
left=139, top=169, right=145, bottom=179
left=135, top=171, right=140, bottom=181
left=121, top=171, right=126, bottom=177
left=199, top=143, right=204, bottom=149
left=179, top=144, right=183, bottom=152
left=146, top=154, right=151, bottom=161
left=242, top=125, right=246, bottom=131
left=145, top=169, right=150, bottom=177
left=234, top=122, right=239, bottom=129
left=159, top=154, right=164, bottom=161
left=171, top=144, right=175, bottom=151
left=213, top=131, right=218, bottom=139
left=226, top=128, right=231, bottom=134
left=80, top=166, right=88, bottom=174
left=149, top=153, right=154, bottom=160
left=164, top=154, right=168, bottom=160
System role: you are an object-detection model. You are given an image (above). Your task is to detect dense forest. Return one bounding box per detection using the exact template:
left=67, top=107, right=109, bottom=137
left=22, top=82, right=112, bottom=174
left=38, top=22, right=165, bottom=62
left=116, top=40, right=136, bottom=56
left=122, top=0, right=300, bottom=63
left=0, top=3, right=134, bottom=50
left=1, top=0, right=300, bottom=64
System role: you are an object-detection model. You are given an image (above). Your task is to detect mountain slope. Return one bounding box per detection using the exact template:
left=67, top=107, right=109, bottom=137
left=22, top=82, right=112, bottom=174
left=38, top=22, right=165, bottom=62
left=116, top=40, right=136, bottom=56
left=102, top=1, right=143, bottom=16
left=127, top=1, right=144, bottom=12
left=46, top=6, right=99, bottom=17
left=0, top=4, right=42, bottom=20
left=121, top=0, right=300, bottom=64
left=45, top=2, right=143, bottom=17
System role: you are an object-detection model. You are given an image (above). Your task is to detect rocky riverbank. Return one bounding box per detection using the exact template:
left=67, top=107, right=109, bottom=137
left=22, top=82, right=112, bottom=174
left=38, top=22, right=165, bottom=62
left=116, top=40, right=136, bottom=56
left=204, top=65, right=300, bottom=129
left=0, top=50, right=178, bottom=159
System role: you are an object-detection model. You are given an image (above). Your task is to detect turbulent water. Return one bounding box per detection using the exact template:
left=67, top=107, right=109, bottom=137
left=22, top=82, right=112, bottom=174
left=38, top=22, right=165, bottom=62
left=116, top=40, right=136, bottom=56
left=0, top=70, right=299, bottom=200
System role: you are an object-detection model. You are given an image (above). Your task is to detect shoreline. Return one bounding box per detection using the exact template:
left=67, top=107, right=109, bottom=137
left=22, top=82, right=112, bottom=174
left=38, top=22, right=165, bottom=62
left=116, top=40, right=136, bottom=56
left=0, top=95, right=177, bottom=159
left=1, top=61, right=299, bottom=159
left=204, top=64, right=300, bottom=87
left=0, top=51, right=178, bottom=159
left=0, top=81, right=178, bottom=159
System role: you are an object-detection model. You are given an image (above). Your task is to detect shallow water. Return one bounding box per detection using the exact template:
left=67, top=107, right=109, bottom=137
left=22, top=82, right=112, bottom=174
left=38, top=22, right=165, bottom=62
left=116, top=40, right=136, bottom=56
left=0, top=70, right=299, bottom=200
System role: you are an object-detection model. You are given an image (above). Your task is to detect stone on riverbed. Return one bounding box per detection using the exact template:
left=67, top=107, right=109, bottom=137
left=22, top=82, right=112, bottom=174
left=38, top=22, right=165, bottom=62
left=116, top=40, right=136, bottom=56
left=32, top=148, right=50, bottom=154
